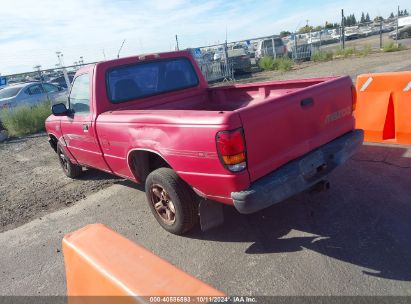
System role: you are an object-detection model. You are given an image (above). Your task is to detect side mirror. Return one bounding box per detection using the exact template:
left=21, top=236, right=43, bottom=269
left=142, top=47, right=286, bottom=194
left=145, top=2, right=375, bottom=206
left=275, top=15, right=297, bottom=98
left=52, top=103, right=68, bottom=116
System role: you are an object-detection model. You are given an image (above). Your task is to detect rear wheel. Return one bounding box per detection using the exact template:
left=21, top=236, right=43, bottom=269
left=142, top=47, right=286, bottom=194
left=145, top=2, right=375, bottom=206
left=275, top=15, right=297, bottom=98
left=402, top=32, right=409, bottom=39
left=145, top=168, right=199, bottom=235
left=57, top=143, right=83, bottom=178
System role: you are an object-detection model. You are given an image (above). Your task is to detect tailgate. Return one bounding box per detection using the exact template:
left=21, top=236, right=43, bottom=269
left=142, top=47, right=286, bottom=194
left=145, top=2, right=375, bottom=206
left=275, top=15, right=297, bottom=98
left=238, top=76, right=355, bottom=182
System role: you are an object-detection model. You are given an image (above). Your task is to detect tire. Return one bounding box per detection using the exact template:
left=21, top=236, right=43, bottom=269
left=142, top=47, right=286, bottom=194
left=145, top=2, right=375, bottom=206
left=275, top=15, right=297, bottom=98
left=145, top=168, right=199, bottom=235
left=57, top=143, right=83, bottom=178
left=402, top=32, right=409, bottom=39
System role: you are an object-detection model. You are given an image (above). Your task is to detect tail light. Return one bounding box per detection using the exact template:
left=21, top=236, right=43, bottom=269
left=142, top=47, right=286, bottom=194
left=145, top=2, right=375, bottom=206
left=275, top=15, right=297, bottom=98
left=216, top=128, right=247, bottom=172
left=351, top=85, right=357, bottom=112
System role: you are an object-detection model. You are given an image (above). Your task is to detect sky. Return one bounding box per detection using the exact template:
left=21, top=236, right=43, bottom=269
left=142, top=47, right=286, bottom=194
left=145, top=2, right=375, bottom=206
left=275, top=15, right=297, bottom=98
left=0, top=0, right=409, bottom=75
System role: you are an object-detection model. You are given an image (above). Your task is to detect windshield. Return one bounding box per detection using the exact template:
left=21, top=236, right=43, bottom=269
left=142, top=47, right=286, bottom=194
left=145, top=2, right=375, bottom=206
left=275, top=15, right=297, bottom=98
left=107, top=57, right=199, bottom=103
left=0, top=86, right=21, bottom=99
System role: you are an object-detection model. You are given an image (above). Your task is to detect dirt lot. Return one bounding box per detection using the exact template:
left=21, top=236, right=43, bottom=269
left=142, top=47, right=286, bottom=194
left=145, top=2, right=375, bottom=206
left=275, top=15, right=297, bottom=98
left=0, top=49, right=410, bottom=233
left=0, top=134, right=119, bottom=232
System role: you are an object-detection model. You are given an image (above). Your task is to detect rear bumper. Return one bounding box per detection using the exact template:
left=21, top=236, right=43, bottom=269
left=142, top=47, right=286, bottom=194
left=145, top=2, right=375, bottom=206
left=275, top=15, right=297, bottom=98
left=232, top=129, right=364, bottom=214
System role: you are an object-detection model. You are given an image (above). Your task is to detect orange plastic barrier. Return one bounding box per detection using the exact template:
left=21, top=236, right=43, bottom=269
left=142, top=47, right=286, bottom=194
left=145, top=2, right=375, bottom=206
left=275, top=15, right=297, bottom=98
left=63, top=224, right=223, bottom=303
left=355, top=72, right=411, bottom=145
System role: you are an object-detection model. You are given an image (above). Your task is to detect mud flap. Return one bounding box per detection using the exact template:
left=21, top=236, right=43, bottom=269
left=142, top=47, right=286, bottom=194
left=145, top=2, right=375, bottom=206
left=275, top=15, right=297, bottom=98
left=199, top=200, right=224, bottom=232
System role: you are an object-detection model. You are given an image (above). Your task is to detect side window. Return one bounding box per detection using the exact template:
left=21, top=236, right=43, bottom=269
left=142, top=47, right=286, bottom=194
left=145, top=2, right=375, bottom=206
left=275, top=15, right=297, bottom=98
left=69, top=74, right=90, bottom=114
left=26, top=84, right=43, bottom=95
left=274, top=39, right=283, bottom=47
left=43, top=83, right=59, bottom=93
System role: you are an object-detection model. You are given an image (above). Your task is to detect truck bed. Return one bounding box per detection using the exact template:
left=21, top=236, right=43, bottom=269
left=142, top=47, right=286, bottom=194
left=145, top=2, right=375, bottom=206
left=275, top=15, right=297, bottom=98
left=119, top=78, right=327, bottom=112
left=103, top=76, right=355, bottom=183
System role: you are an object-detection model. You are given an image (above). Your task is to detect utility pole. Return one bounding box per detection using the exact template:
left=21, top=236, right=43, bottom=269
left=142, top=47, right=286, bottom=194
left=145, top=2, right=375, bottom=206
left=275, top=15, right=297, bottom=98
left=396, top=6, right=400, bottom=46
left=117, top=39, right=126, bottom=59
left=56, top=51, right=71, bottom=90
left=33, top=65, right=46, bottom=102
left=341, top=9, right=345, bottom=49
left=102, top=49, right=107, bottom=60
left=380, top=19, right=383, bottom=49
left=175, top=35, right=179, bottom=51
left=225, top=25, right=228, bottom=43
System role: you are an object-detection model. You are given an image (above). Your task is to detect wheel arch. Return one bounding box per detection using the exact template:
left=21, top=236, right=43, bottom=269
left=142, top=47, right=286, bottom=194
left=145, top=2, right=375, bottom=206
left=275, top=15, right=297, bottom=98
left=48, top=133, right=59, bottom=153
left=127, top=148, right=172, bottom=183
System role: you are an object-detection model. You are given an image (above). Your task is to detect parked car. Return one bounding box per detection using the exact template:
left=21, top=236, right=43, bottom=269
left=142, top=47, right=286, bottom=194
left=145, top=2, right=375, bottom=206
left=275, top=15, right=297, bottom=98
left=49, top=75, right=74, bottom=89
left=331, top=33, right=341, bottom=40
left=358, top=27, right=374, bottom=37
left=344, top=29, right=360, bottom=40
left=46, top=50, right=363, bottom=235
left=231, top=43, right=255, bottom=58
left=389, top=25, right=411, bottom=39
left=382, top=25, right=395, bottom=33
left=255, top=37, right=287, bottom=62
left=223, top=49, right=252, bottom=73
left=213, top=47, right=225, bottom=61
left=0, top=82, right=67, bottom=108
left=231, top=43, right=245, bottom=50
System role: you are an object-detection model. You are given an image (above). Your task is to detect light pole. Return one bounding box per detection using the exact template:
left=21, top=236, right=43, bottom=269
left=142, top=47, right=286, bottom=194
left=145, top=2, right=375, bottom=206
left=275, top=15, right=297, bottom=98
left=56, top=51, right=71, bottom=90
left=117, top=39, right=126, bottom=59
left=33, top=65, right=42, bottom=82
left=396, top=6, right=400, bottom=46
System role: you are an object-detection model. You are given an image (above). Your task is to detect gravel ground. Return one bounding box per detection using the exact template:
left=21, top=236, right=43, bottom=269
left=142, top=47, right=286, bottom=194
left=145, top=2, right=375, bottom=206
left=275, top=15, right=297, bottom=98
left=1, top=143, right=411, bottom=296
left=0, top=49, right=410, bottom=233
left=0, top=134, right=119, bottom=232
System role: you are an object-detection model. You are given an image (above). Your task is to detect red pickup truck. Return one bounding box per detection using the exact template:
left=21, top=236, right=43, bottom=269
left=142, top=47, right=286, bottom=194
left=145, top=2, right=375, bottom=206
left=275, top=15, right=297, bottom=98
left=46, top=50, right=363, bottom=235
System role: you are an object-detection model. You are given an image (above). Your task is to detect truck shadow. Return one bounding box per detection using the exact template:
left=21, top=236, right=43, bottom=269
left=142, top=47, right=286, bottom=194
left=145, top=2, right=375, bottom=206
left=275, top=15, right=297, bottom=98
left=189, top=143, right=411, bottom=282
left=78, top=169, right=122, bottom=182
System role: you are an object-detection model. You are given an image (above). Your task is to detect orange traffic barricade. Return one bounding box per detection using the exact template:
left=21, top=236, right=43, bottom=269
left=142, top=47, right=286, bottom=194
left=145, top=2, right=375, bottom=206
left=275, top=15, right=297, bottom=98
left=63, top=224, right=224, bottom=304
left=355, top=71, right=411, bottom=145
left=395, top=89, right=411, bottom=145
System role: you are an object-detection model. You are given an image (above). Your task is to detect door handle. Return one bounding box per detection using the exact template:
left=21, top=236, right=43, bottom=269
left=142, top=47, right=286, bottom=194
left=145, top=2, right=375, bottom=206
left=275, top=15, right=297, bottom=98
left=82, top=124, right=89, bottom=131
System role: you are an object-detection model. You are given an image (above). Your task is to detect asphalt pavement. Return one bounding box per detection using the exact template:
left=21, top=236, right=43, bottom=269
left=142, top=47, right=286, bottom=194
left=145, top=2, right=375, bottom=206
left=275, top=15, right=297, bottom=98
left=1, top=143, right=411, bottom=296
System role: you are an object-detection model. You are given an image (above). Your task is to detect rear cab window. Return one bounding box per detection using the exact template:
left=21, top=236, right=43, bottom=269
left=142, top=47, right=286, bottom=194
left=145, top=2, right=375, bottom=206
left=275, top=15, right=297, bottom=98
left=107, top=57, right=199, bottom=103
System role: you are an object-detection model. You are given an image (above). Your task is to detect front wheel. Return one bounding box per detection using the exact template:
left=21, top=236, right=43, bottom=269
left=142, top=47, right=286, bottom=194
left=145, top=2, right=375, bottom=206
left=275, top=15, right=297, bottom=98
left=145, top=168, right=199, bottom=235
left=57, top=143, right=83, bottom=178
